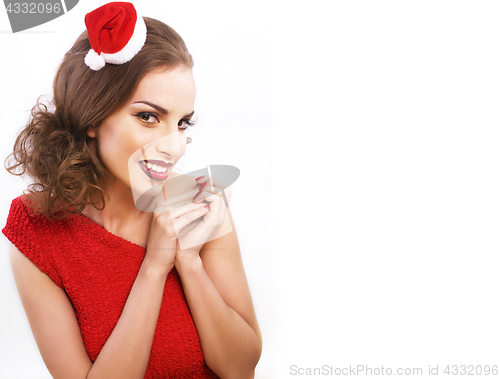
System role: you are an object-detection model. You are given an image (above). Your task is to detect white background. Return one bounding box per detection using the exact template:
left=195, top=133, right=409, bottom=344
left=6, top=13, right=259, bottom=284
left=1, top=1, right=500, bottom=379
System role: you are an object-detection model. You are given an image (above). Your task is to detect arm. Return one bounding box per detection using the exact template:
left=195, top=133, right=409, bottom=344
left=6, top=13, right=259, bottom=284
left=10, top=243, right=168, bottom=379
left=175, top=207, right=262, bottom=379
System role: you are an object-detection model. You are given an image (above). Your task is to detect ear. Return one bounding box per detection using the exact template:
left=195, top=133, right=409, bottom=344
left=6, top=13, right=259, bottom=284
left=86, top=126, right=97, bottom=138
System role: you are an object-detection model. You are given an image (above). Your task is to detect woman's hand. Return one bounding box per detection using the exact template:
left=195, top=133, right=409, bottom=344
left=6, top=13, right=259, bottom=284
left=145, top=199, right=209, bottom=275
left=146, top=175, right=232, bottom=271
left=192, top=176, right=233, bottom=205
left=175, top=176, right=231, bottom=255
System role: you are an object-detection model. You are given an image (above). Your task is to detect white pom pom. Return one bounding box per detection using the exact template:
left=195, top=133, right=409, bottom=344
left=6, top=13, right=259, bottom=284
left=84, top=49, right=106, bottom=71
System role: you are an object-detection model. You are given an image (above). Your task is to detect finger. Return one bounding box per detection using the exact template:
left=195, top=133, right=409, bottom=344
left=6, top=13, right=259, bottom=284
left=201, top=195, right=226, bottom=228
left=199, top=178, right=218, bottom=194
left=193, top=181, right=213, bottom=196
left=172, top=205, right=209, bottom=233
left=177, top=217, right=202, bottom=238
left=152, top=201, right=208, bottom=225
left=192, top=182, right=208, bottom=203
left=165, top=188, right=200, bottom=209
left=162, top=188, right=198, bottom=218
left=169, top=201, right=209, bottom=219
left=193, top=186, right=223, bottom=203
left=202, top=193, right=223, bottom=203
left=202, top=194, right=224, bottom=216
left=194, top=175, right=210, bottom=185
left=198, top=186, right=232, bottom=207
left=194, top=169, right=237, bottom=201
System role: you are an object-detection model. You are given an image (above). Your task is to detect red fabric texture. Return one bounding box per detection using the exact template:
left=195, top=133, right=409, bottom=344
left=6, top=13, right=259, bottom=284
left=84, top=2, right=137, bottom=55
left=3, top=195, right=219, bottom=379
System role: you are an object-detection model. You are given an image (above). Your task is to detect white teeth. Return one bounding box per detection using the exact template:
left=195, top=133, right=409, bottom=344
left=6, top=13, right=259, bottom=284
left=144, top=162, right=167, bottom=173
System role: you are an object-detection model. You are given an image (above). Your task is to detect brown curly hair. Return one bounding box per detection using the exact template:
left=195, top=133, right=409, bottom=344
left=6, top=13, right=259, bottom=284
left=5, top=17, right=193, bottom=219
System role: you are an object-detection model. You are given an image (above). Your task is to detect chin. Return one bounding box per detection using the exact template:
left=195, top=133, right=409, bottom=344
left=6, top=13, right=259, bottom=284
left=128, top=162, right=161, bottom=207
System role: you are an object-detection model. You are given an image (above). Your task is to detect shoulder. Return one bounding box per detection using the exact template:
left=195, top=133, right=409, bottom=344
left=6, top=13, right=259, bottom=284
left=4, top=194, right=59, bottom=230
left=5, top=194, right=37, bottom=224
left=3, top=195, right=47, bottom=265
left=3, top=194, right=79, bottom=243
left=3, top=195, right=75, bottom=289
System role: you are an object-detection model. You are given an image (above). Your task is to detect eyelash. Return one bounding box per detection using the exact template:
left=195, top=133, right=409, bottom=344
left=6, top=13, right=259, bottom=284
left=178, top=117, right=196, bottom=130
left=133, top=112, right=196, bottom=130
left=133, top=112, right=160, bottom=124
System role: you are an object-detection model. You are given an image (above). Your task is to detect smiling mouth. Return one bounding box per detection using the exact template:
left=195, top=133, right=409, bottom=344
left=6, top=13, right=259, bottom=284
left=138, top=160, right=173, bottom=181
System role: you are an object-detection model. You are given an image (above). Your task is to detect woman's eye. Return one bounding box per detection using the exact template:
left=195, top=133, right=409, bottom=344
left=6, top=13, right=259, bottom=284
left=133, top=112, right=160, bottom=124
left=178, top=118, right=195, bottom=130
left=178, top=113, right=198, bottom=131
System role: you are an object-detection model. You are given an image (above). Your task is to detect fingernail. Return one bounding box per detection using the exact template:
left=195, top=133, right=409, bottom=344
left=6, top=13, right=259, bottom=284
left=200, top=182, right=207, bottom=190
left=205, top=205, right=210, bottom=209
left=195, top=176, right=204, bottom=181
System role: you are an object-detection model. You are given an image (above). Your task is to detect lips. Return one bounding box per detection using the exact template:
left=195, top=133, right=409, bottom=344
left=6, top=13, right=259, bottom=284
left=138, top=160, right=173, bottom=181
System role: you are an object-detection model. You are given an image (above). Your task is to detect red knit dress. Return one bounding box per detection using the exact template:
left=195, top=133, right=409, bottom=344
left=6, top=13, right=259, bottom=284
left=3, top=195, right=219, bottom=379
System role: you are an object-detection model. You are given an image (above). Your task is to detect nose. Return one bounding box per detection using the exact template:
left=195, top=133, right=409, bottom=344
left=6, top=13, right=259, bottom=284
left=154, top=131, right=182, bottom=158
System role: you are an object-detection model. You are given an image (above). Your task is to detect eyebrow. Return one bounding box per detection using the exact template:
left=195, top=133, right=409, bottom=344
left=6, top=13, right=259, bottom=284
left=133, top=101, right=195, bottom=118
left=133, top=101, right=167, bottom=114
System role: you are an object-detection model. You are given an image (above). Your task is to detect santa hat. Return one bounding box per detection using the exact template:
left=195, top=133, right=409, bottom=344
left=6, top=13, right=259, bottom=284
left=84, top=2, right=147, bottom=71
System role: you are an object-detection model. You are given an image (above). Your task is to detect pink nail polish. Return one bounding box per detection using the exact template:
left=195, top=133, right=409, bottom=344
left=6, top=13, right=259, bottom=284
left=200, top=182, right=207, bottom=190
left=193, top=190, right=201, bottom=202
left=205, top=205, right=209, bottom=209
left=195, top=176, right=204, bottom=181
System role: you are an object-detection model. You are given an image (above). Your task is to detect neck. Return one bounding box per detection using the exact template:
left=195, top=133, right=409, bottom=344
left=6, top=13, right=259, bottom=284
left=84, top=177, right=152, bottom=230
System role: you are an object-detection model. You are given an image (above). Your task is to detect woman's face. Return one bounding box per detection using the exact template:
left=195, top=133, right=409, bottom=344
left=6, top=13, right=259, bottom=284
left=87, top=66, right=197, bottom=205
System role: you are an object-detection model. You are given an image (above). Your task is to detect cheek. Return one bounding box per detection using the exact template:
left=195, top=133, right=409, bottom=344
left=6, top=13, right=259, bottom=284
left=96, top=131, right=145, bottom=177
left=99, top=127, right=143, bottom=155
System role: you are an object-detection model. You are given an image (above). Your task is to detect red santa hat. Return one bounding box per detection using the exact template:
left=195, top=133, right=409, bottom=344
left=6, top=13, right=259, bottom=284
left=84, top=2, right=147, bottom=71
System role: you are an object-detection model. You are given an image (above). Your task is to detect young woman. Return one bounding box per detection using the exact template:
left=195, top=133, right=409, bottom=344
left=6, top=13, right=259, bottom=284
left=3, top=2, right=261, bottom=378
